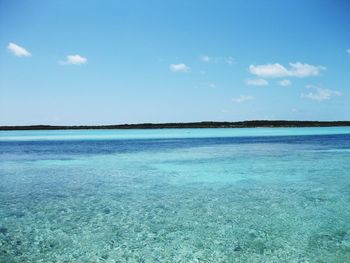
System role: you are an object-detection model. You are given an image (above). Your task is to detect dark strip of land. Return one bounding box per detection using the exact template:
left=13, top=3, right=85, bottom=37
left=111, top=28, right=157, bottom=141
left=1, top=121, right=350, bottom=131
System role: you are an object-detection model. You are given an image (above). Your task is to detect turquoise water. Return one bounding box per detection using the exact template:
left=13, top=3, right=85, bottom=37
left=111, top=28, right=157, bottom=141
left=1, top=127, right=350, bottom=262
left=1, top=126, right=350, bottom=141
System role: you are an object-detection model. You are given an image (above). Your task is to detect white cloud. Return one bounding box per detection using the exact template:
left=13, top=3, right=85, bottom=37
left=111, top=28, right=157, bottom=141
left=232, top=95, right=254, bottom=103
left=301, top=85, right=342, bottom=102
left=289, top=62, right=325, bottom=77
left=60, top=54, right=87, bottom=65
left=7, top=42, right=31, bottom=57
left=279, top=79, right=291, bottom=86
left=170, top=63, right=190, bottom=72
left=249, top=63, right=289, bottom=78
left=249, top=62, right=325, bottom=78
left=246, top=78, right=269, bottom=86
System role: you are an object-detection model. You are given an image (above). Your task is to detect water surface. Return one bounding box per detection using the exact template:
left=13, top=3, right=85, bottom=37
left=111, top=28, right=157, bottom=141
left=1, top=127, right=350, bottom=262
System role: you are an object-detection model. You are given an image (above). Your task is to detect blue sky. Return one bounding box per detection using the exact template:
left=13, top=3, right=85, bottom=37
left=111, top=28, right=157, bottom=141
left=1, top=0, right=350, bottom=125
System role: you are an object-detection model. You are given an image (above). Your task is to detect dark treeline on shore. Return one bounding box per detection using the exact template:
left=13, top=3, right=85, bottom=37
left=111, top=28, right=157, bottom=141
left=1, top=120, right=350, bottom=131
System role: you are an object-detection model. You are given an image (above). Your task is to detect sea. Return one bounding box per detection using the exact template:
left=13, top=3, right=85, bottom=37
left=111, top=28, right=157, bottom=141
left=1, top=127, right=350, bottom=262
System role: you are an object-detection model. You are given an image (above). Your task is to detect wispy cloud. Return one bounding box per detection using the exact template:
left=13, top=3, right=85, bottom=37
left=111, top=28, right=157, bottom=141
left=225, top=56, right=235, bottom=65
left=7, top=42, right=31, bottom=57
left=232, top=95, right=254, bottom=103
left=279, top=79, right=291, bottom=86
left=347, top=49, right=350, bottom=55
left=170, top=63, right=190, bottom=72
left=301, top=85, right=342, bottom=102
left=60, top=54, right=87, bottom=65
left=246, top=78, right=269, bottom=86
left=200, top=55, right=235, bottom=65
left=200, top=55, right=210, bottom=62
left=208, top=83, right=216, bottom=88
left=249, top=62, right=325, bottom=78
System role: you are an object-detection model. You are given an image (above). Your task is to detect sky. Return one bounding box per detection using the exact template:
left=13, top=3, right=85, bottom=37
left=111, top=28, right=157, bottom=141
left=1, top=0, right=350, bottom=125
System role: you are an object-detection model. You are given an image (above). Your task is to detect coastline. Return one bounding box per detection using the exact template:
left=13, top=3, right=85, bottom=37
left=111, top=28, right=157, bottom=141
left=1, top=120, right=350, bottom=131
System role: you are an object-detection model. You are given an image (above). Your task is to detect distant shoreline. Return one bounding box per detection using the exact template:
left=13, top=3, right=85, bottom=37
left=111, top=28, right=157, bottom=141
left=1, top=121, right=350, bottom=131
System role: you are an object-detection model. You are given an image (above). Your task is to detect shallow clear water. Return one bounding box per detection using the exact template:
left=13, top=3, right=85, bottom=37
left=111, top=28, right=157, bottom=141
left=1, top=127, right=350, bottom=262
